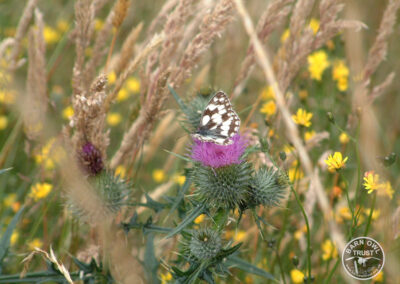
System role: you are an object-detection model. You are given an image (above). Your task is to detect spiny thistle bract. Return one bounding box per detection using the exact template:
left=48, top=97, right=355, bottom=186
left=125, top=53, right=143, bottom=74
left=66, top=171, right=130, bottom=219
left=182, top=93, right=211, bottom=130
left=248, top=167, right=287, bottom=208
left=189, top=228, right=222, bottom=261
left=93, top=171, right=131, bottom=213
left=192, top=162, right=253, bottom=210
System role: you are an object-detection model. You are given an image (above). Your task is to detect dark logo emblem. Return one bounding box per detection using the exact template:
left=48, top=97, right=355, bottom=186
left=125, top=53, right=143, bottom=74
left=342, top=237, right=384, bottom=280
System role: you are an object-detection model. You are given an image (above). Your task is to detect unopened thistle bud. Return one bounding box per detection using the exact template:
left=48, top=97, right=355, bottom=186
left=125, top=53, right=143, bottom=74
left=249, top=168, right=287, bottom=208
left=189, top=228, right=222, bottom=261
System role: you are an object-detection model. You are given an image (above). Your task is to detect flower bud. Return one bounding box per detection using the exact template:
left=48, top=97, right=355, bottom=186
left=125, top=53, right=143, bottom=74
left=189, top=228, right=222, bottom=261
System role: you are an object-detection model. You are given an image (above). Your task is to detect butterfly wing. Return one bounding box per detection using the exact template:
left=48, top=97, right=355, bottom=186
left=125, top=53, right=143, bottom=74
left=193, top=91, right=240, bottom=145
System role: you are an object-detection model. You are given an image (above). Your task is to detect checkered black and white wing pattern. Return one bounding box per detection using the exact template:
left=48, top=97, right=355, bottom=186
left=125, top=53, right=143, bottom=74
left=192, top=91, right=240, bottom=145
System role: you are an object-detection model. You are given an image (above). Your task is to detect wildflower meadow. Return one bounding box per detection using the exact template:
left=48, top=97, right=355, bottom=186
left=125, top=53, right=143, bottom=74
left=0, top=0, right=399, bottom=283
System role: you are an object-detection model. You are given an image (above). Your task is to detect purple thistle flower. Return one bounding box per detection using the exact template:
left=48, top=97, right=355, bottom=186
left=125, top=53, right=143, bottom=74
left=80, top=142, right=104, bottom=175
left=191, top=134, right=247, bottom=168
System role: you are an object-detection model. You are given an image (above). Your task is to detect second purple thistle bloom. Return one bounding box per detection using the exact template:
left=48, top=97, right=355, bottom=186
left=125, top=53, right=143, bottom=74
left=190, top=134, right=248, bottom=168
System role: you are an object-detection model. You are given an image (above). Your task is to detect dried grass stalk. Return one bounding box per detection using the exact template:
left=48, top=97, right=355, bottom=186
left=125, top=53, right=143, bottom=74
left=8, top=0, right=37, bottom=69
left=83, top=0, right=131, bottom=89
left=72, top=0, right=95, bottom=95
left=159, top=0, right=195, bottom=68
left=112, top=0, right=130, bottom=29
left=71, top=74, right=109, bottom=159
left=114, top=22, right=143, bottom=74
left=21, top=247, right=73, bottom=283
left=105, top=32, right=165, bottom=111
left=363, top=0, right=400, bottom=80
left=23, top=9, right=47, bottom=140
left=171, top=0, right=234, bottom=88
left=147, top=0, right=179, bottom=34
left=233, top=0, right=293, bottom=96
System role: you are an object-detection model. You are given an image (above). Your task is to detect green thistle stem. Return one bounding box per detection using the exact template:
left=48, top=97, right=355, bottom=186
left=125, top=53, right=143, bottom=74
left=264, top=152, right=312, bottom=282
left=363, top=192, right=377, bottom=236
left=275, top=247, right=287, bottom=284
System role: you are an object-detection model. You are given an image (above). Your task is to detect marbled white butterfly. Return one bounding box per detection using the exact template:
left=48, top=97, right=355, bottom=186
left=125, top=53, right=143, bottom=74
left=192, top=91, right=240, bottom=145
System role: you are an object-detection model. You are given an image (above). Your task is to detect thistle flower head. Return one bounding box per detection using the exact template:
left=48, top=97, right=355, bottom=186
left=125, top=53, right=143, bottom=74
left=80, top=142, right=104, bottom=175
left=191, top=134, right=247, bottom=168
left=192, top=162, right=252, bottom=210
left=248, top=168, right=287, bottom=208
left=188, top=228, right=222, bottom=261
left=66, top=171, right=130, bottom=220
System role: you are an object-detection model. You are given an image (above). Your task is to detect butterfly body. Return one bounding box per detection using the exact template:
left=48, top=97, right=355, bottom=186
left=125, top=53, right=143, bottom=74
left=192, top=91, right=240, bottom=145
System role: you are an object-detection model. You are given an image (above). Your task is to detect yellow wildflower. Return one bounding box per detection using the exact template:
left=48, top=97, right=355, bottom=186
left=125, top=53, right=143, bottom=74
left=332, top=60, right=349, bottom=80
left=337, top=77, right=348, bottom=92
left=321, top=239, right=337, bottom=260
left=153, top=169, right=166, bottom=183
left=260, top=86, right=275, bottom=100
left=378, top=181, right=394, bottom=200
left=339, top=132, right=349, bottom=144
left=43, top=26, right=60, bottom=45
left=0, top=90, right=15, bottom=104
left=173, top=175, right=186, bottom=186
left=260, top=100, right=277, bottom=117
left=3, top=193, right=17, bottom=207
left=244, top=275, right=254, bottom=284
left=363, top=171, right=380, bottom=194
left=62, top=106, right=74, bottom=120
left=0, top=115, right=8, bottom=130
left=290, top=269, right=305, bottom=284
left=116, top=88, right=130, bottom=102
left=288, top=167, right=304, bottom=183
left=107, top=112, right=122, bottom=126
left=324, top=152, right=348, bottom=172
left=95, top=18, right=104, bottom=31
left=56, top=20, right=69, bottom=33
left=268, top=129, right=275, bottom=137
left=280, top=29, right=290, bottom=43
left=11, top=231, right=19, bottom=246
left=108, top=71, right=116, bottom=85
left=115, top=165, right=126, bottom=179
left=160, top=272, right=173, bottom=284
left=336, top=207, right=352, bottom=223
left=35, top=138, right=57, bottom=170
left=126, top=77, right=141, bottom=93
left=304, top=130, right=315, bottom=142
left=27, top=238, right=43, bottom=250
left=308, top=50, right=330, bottom=81
left=309, top=18, right=320, bottom=34
left=372, top=271, right=383, bottom=283
left=34, top=138, right=64, bottom=170
left=292, top=108, right=313, bottom=127
left=364, top=208, right=380, bottom=220
left=294, top=225, right=307, bottom=240
left=29, top=182, right=53, bottom=201
left=194, top=214, right=205, bottom=224
left=333, top=61, right=349, bottom=91
left=234, top=231, right=247, bottom=242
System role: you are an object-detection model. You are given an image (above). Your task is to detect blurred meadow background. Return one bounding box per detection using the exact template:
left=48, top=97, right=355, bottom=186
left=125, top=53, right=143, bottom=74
left=0, top=0, right=399, bottom=283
